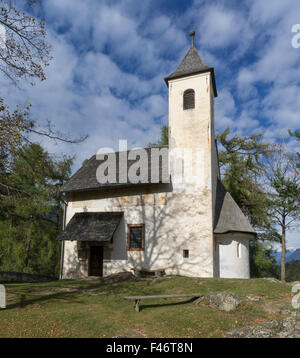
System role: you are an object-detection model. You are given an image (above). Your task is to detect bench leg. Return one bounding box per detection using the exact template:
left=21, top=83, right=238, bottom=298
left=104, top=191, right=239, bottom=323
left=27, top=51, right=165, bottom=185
left=135, top=299, right=140, bottom=312
left=193, top=296, right=204, bottom=304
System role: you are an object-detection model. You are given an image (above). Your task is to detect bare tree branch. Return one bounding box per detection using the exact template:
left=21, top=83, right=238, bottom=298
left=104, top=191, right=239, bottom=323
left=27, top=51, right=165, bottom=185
left=0, top=0, right=51, bottom=84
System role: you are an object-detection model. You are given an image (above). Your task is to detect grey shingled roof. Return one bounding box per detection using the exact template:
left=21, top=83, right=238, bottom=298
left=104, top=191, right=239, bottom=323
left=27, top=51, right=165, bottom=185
left=61, top=146, right=169, bottom=193
left=214, top=180, right=256, bottom=235
left=164, top=46, right=218, bottom=97
left=57, top=212, right=123, bottom=241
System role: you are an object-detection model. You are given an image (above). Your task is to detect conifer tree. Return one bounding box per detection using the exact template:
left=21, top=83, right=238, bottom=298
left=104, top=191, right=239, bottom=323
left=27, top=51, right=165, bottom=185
left=0, top=143, right=73, bottom=276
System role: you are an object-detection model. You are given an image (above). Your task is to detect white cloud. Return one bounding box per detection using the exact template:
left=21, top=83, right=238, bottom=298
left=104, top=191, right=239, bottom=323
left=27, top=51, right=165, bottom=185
left=199, top=6, right=248, bottom=49
left=215, top=88, right=236, bottom=132
left=0, top=0, right=299, bottom=176
left=249, top=0, right=297, bottom=26
left=0, top=1, right=175, bottom=171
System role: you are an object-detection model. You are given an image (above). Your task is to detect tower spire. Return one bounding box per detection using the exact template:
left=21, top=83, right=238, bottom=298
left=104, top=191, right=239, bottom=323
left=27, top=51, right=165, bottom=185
left=189, top=29, right=195, bottom=48
left=164, top=28, right=217, bottom=97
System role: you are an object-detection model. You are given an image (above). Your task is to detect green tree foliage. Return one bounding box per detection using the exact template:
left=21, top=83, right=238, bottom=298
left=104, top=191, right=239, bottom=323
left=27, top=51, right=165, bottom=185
left=0, top=99, right=32, bottom=170
left=216, top=128, right=273, bottom=228
left=289, top=130, right=300, bottom=141
left=282, top=260, right=300, bottom=282
left=149, top=125, right=168, bottom=146
left=0, top=1, right=86, bottom=276
left=216, top=128, right=280, bottom=277
left=265, top=144, right=300, bottom=281
left=0, top=143, right=73, bottom=276
left=249, top=240, right=278, bottom=278
left=0, top=0, right=50, bottom=169
left=289, top=130, right=300, bottom=169
left=159, top=125, right=169, bottom=146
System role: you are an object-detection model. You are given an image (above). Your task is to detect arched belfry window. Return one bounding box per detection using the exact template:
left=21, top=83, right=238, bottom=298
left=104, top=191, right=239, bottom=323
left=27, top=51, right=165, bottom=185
left=183, top=89, right=195, bottom=110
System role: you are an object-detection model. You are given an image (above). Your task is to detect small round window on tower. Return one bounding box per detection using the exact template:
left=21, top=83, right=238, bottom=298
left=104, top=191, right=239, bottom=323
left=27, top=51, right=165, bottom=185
left=183, top=89, right=195, bottom=110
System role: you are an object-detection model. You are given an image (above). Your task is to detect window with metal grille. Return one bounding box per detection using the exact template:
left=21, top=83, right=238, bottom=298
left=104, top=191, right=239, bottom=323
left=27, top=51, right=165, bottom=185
left=183, top=249, right=189, bottom=258
left=127, top=224, right=145, bottom=251
left=183, top=89, right=195, bottom=110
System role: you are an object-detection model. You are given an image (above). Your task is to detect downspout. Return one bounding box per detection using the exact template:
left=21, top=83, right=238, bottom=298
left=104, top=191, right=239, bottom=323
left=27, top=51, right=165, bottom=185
left=59, top=200, right=68, bottom=280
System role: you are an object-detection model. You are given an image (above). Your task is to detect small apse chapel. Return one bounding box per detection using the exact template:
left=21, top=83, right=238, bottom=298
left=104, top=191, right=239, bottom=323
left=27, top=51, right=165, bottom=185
left=58, top=31, right=256, bottom=279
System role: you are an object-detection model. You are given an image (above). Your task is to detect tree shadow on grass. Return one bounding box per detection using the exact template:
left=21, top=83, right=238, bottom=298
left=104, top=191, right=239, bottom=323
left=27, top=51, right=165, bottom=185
left=137, top=297, right=198, bottom=312
left=4, top=283, right=109, bottom=310
left=4, top=276, right=151, bottom=310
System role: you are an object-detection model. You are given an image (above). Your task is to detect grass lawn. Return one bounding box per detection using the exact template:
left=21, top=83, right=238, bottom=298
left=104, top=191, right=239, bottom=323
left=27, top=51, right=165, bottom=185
left=0, top=276, right=298, bottom=338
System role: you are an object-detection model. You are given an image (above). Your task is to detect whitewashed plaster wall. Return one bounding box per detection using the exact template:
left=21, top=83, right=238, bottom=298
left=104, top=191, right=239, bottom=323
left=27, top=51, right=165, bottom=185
left=214, top=233, right=251, bottom=279
left=62, top=185, right=216, bottom=278
left=167, top=72, right=216, bottom=277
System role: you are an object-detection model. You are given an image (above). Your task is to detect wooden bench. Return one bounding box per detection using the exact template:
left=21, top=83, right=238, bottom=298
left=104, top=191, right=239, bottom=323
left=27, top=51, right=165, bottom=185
left=124, top=293, right=203, bottom=312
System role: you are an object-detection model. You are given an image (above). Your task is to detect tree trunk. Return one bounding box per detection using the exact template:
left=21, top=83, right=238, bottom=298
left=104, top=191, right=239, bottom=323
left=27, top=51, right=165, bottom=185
left=23, top=238, right=31, bottom=273
left=281, top=224, right=286, bottom=282
left=23, top=223, right=32, bottom=273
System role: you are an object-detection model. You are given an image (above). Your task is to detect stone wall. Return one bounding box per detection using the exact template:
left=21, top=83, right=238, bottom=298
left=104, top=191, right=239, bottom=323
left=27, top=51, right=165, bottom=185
left=0, top=271, right=56, bottom=283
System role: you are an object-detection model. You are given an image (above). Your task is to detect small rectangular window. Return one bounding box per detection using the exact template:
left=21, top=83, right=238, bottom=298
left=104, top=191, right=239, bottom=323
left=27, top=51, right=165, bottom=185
left=127, top=224, right=145, bottom=251
left=183, top=250, right=189, bottom=258
left=78, top=249, right=87, bottom=261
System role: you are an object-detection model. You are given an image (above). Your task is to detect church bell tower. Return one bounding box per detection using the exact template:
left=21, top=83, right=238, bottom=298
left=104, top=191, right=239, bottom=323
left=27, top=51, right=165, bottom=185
left=164, top=30, right=218, bottom=195
left=164, top=30, right=219, bottom=278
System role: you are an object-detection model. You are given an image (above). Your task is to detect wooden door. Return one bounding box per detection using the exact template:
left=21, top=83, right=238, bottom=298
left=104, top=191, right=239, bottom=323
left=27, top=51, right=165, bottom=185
left=89, top=246, right=103, bottom=276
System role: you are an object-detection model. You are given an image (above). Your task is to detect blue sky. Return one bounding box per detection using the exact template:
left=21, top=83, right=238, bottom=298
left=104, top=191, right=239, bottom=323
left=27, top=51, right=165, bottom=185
left=1, top=0, right=300, bottom=248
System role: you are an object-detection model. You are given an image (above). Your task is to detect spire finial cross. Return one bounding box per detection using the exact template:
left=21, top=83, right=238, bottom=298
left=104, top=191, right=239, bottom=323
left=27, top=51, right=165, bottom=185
left=189, top=29, right=195, bottom=47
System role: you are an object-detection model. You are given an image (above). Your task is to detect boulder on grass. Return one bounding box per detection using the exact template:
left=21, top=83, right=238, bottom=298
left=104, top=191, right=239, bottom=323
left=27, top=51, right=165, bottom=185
left=204, top=292, right=241, bottom=312
left=223, top=318, right=300, bottom=338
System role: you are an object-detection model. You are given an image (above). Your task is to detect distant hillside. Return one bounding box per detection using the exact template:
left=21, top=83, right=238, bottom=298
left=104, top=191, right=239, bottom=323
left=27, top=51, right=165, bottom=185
left=287, top=249, right=300, bottom=262
left=272, top=249, right=300, bottom=264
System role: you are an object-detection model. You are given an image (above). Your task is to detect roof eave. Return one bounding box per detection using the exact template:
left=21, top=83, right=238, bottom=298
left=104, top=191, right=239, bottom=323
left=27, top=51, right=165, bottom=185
left=61, top=181, right=167, bottom=194
left=164, top=67, right=218, bottom=98
left=214, top=230, right=257, bottom=237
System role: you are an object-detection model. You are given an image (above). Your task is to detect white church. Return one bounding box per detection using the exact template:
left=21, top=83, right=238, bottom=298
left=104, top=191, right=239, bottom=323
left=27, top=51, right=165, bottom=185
left=58, top=31, right=256, bottom=280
